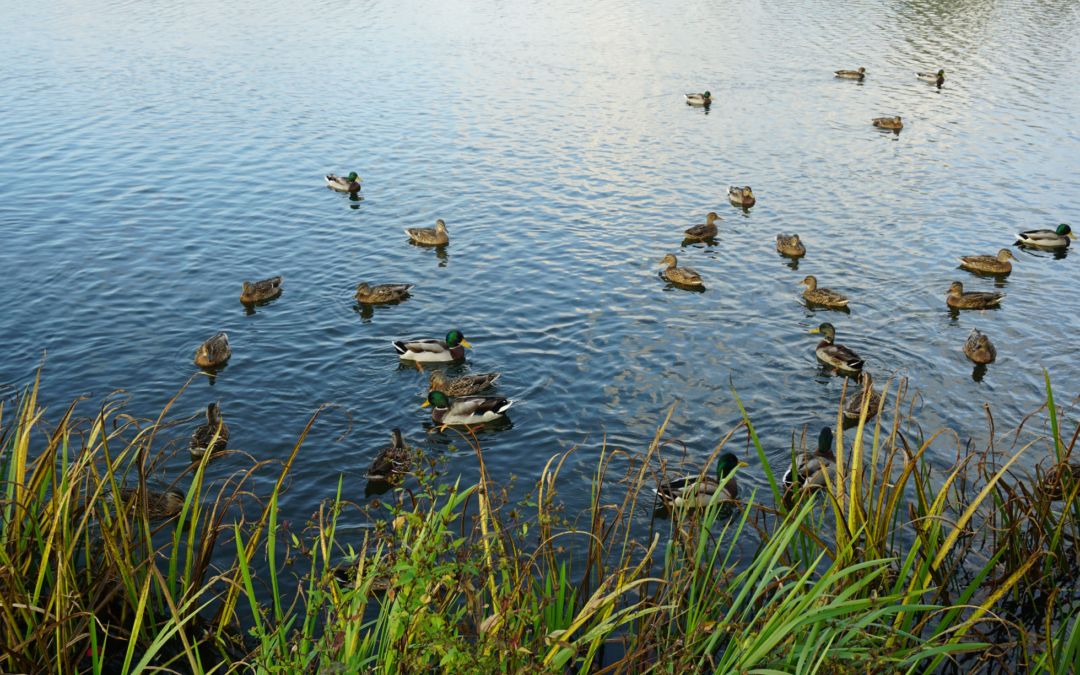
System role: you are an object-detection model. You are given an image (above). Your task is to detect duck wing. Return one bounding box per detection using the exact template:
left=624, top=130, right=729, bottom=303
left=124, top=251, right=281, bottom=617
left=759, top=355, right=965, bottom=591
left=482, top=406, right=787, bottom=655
left=806, top=288, right=849, bottom=306
left=448, top=396, right=514, bottom=418
left=392, top=338, right=449, bottom=357
left=684, top=223, right=716, bottom=239
left=253, top=276, right=283, bottom=293
left=448, top=373, right=500, bottom=395
left=820, top=343, right=864, bottom=370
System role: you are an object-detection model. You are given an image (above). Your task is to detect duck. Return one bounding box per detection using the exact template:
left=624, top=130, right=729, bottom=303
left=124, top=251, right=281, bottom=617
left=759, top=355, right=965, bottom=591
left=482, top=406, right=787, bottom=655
left=654, top=453, right=748, bottom=508
left=194, top=333, right=230, bottom=367
left=1017, top=224, right=1075, bottom=248
left=325, top=172, right=362, bottom=192
left=430, top=370, right=500, bottom=396
left=393, top=330, right=471, bottom=362
left=782, top=427, right=837, bottom=490
left=190, top=402, right=230, bottom=460
left=240, top=276, right=283, bottom=303
left=1036, top=460, right=1080, bottom=501
left=728, top=186, right=755, bottom=207
left=365, top=429, right=413, bottom=482
left=946, top=281, right=1004, bottom=309
left=404, top=219, right=449, bottom=246
left=684, top=212, right=723, bottom=240
left=843, top=372, right=882, bottom=421
left=333, top=559, right=394, bottom=592
left=963, top=328, right=996, bottom=364
left=872, top=116, right=903, bottom=130
left=917, top=69, right=945, bottom=85
left=684, top=91, right=713, bottom=106
left=354, top=282, right=413, bottom=304
left=659, top=253, right=703, bottom=286
left=116, top=487, right=185, bottom=519
left=834, top=67, right=866, bottom=80
left=957, top=249, right=1017, bottom=274
left=808, top=323, right=864, bottom=371
left=422, top=390, right=513, bottom=426
left=798, top=275, right=850, bottom=307
left=775, top=233, right=806, bottom=256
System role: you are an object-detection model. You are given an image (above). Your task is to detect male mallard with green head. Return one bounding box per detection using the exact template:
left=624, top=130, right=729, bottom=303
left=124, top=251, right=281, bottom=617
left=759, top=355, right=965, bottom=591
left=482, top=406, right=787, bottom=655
left=946, top=281, right=1004, bottom=309
left=190, top=402, right=230, bottom=460
left=684, top=212, right=723, bottom=240
left=957, top=249, right=1016, bottom=274
left=808, top=323, right=864, bottom=371
left=430, top=370, right=500, bottom=396
left=422, top=391, right=513, bottom=426
left=393, top=330, right=471, bottom=362
left=116, top=487, right=185, bottom=519
left=194, top=333, right=230, bottom=367
left=798, top=275, right=850, bottom=307
left=963, top=328, right=996, bottom=364
left=240, top=276, right=283, bottom=303
left=783, top=427, right=836, bottom=490
left=917, top=69, right=945, bottom=85
left=365, top=429, right=413, bottom=482
left=325, top=172, right=362, bottom=192
left=405, top=219, right=449, bottom=246
left=1017, top=224, right=1074, bottom=248
left=776, top=233, right=806, bottom=256
left=843, top=372, right=882, bottom=421
left=684, top=91, right=713, bottom=106
left=354, top=282, right=413, bottom=304
left=660, top=253, right=703, bottom=286
left=728, top=186, right=755, bottom=207
left=835, top=67, right=866, bottom=79
left=655, top=453, right=748, bottom=508
left=872, top=116, right=903, bottom=130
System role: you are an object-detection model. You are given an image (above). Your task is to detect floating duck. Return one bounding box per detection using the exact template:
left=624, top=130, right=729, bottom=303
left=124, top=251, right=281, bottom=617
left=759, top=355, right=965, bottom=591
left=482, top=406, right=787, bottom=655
left=654, top=453, right=748, bottom=508
left=963, top=328, right=996, bottom=364
left=393, top=330, right=471, bottom=363
left=405, top=219, right=449, bottom=246
left=957, top=249, right=1016, bottom=274
left=1017, top=224, right=1074, bottom=248
left=834, top=67, right=866, bottom=80
left=660, top=253, right=703, bottom=286
left=354, top=282, right=413, bottom=304
left=365, top=429, right=413, bottom=481
left=430, top=370, right=500, bottom=396
left=190, top=402, right=230, bottom=461
left=684, top=212, right=723, bottom=240
left=799, top=275, right=850, bottom=307
left=917, top=69, right=945, bottom=85
left=194, top=333, right=230, bottom=367
left=843, top=372, right=882, bottom=421
left=808, top=323, right=864, bottom=371
left=946, top=281, right=1004, bottom=309
left=325, top=172, right=362, bottom=192
left=783, top=427, right=836, bottom=490
left=422, top=390, right=513, bottom=426
left=728, top=186, right=755, bottom=207
left=872, top=116, right=903, bottom=130
left=776, top=233, right=806, bottom=256
left=684, top=91, right=713, bottom=106
left=116, top=487, right=185, bottom=519
left=240, top=276, right=283, bottom=303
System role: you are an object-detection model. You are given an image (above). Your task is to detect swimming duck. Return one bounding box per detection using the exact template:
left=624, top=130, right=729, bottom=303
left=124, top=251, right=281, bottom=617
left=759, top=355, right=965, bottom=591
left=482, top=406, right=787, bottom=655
left=404, top=219, right=449, bottom=246
left=393, top=330, right=471, bottom=362
left=659, top=253, right=703, bottom=286
left=776, top=233, right=806, bottom=256
left=430, top=370, right=501, bottom=396
left=684, top=212, right=723, bottom=240
left=872, top=116, right=903, bottom=130
left=1036, top=460, right=1080, bottom=501
left=325, top=172, right=362, bottom=192
left=834, top=67, right=866, bottom=80
left=194, top=333, right=230, bottom=367
left=654, top=453, right=748, bottom=508
left=190, top=402, right=230, bottom=460
left=333, top=559, right=394, bottom=592
left=782, top=427, right=837, bottom=490
left=808, top=323, right=864, bottom=371
left=684, top=91, right=713, bottom=106
left=240, top=276, right=283, bottom=303
left=354, top=282, right=413, bottom=304
left=422, top=390, right=513, bottom=426
left=946, top=281, right=1004, bottom=309
left=365, top=428, right=413, bottom=481
left=728, top=186, right=755, bottom=207
left=957, top=249, right=1016, bottom=274
left=116, top=487, right=185, bottom=519
left=798, top=275, right=850, bottom=307
left=963, top=328, right=996, bottom=364
left=917, top=69, right=945, bottom=85
left=1017, top=224, right=1074, bottom=248
left=843, top=372, right=882, bottom=421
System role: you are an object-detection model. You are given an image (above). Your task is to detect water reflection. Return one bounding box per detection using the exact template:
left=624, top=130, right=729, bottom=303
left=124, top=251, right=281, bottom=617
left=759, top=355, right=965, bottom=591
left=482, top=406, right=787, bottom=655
left=947, top=304, right=1002, bottom=322
left=348, top=193, right=364, bottom=209
left=197, top=362, right=228, bottom=385
left=658, top=273, right=707, bottom=293
left=803, top=300, right=851, bottom=315
left=422, top=416, right=515, bottom=440
left=1016, top=242, right=1070, bottom=260
left=778, top=252, right=801, bottom=271
left=352, top=296, right=411, bottom=320
left=241, top=293, right=284, bottom=316
left=971, top=363, right=989, bottom=383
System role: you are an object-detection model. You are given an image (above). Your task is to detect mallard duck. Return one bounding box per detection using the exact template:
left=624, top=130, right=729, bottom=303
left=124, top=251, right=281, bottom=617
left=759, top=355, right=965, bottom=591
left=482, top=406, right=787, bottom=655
left=240, top=276, right=283, bottom=303
left=194, top=333, right=230, bottom=367
left=782, top=427, right=836, bottom=490
left=333, top=560, right=394, bottom=592
left=430, top=370, right=500, bottom=396
left=190, top=402, right=230, bottom=460
left=325, top=172, right=362, bottom=192
left=728, top=186, right=755, bottom=207
left=835, top=67, right=866, bottom=79
left=684, top=212, right=723, bottom=240
left=404, top=219, right=449, bottom=246
left=1017, top=224, right=1074, bottom=248
left=655, top=453, right=748, bottom=508
left=116, top=487, right=185, bottom=519
left=843, top=372, right=882, bottom=420
left=798, top=275, right=850, bottom=307
left=392, top=330, right=471, bottom=362
left=808, top=323, right=864, bottom=371
left=354, top=282, right=413, bottom=304
left=872, top=116, right=903, bottom=130
left=946, top=281, right=1004, bottom=309
left=422, top=390, right=513, bottom=426
left=660, top=253, right=703, bottom=286
left=958, top=249, right=1016, bottom=274
left=1037, top=461, right=1080, bottom=501
left=365, top=428, right=412, bottom=481
left=776, top=233, right=806, bottom=256
left=917, top=69, right=945, bottom=85
left=684, top=91, right=713, bottom=106
left=963, top=328, right=996, bottom=364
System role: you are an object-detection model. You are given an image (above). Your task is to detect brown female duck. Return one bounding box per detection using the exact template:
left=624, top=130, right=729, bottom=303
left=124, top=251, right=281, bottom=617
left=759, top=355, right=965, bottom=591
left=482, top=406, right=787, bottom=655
left=946, top=281, right=1004, bottom=309
left=798, top=275, right=850, bottom=307
left=843, top=372, right=882, bottom=421
left=365, top=429, right=413, bottom=481
left=963, top=328, right=996, bottom=364
left=116, top=487, right=185, bottom=519
left=190, top=402, right=230, bottom=460
left=835, top=67, right=866, bottom=80
left=776, top=233, right=806, bottom=256
left=660, top=253, right=703, bottom=286
left=354, top=282, right=413, bottom=304
left=240, top=276, right=283, bottom=303
left=684, top=212, right=723, bottom=240
left=405, top=219, right=449, bottom=245
left=194, top=333, right=230, bottom=367
left=872, top=116, right=903, bottom=130
left=957, top=249, right=1016, bottom=274
left=430, top=370, right=501, bottom=396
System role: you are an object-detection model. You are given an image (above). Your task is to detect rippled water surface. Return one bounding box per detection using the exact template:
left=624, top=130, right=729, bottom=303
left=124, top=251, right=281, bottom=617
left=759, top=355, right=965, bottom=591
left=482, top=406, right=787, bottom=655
left=2, top=0, right=1079, bottom=555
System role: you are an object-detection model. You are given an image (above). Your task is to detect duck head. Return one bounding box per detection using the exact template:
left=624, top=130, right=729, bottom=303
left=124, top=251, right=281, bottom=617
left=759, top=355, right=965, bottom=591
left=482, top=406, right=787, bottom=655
left=996, top=249, right=1018, bottom=262
left=356, top=282, right=372, bottom=295
left=858, top=67, right=866, bottom=74
left=808, top=322, right=836, bottom=343
left=445, top=330, right=470, bottom=348
left=947, top=281, right=964, bottom=297
left=661, top=253, right=679, bottom=268
left=391, top=428, right=405, bottom=448
left=435, top=219, right=448, bottom=234
left=799, top=275, right=818, bottom=289
left=817, top=426, right=835, bottom=458
left=1057, top=223, right=1076, bottom=239
left=429, top=370, right=450, bottom=390
left=716, top=452, right=749, bottom=480
left=347, top=172, right=360, bottom=182
left=706, top=212, right=722, bottom=224
left=422, top=390, right=451, bottom=409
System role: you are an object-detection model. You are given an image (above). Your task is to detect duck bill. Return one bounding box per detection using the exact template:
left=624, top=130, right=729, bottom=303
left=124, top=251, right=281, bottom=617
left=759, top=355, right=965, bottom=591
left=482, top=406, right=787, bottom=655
left=808, top=328, right=821, bottom=334
left=797, top=281, right=807, bottom=286
left=420, top=400, right=431, bottom=408
left=1070, top=232, right=1077, bottom=240
left=460, top=339, right=472, bottom=348
left=737, top=462, right=749, bottom=468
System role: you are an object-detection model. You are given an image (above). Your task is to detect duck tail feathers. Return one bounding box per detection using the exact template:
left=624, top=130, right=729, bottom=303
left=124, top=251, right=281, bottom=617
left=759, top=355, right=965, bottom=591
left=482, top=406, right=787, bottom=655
left=392, top=340, right=408, bottom=355
left=496, top=399, right=515, bottom=414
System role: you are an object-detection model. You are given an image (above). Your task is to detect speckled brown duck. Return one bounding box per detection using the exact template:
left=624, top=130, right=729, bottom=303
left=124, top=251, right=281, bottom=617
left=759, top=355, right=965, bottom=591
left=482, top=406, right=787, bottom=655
left=429, top=370, right=501, bottom=396
left=190, top=402, right=230, bottom=460
left=354, top=282, right=413, bottom=304
left=776, top=233, right=806, bottom=256
left=194, top=333, right=230, bottom=367
left=660, top=253, right=703, bottom=286
left=963, top=328, right=996, bottom=364
left=405, top=219, right=449, bottom=245
left=684, top=212, right=723, bottom=240
left=957, top=250, right=1016, bottom=275
left=116, top=487, right=185, bottom=519
left=240, top=276, right=283, bottom=303
left=799, top=275, right=850, bottom=307
left=946, top=281, right=1004, bottom=309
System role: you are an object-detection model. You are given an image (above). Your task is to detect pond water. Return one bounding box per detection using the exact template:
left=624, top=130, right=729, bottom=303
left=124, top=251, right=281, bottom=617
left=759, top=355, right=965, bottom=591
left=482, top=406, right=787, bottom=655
left=2, top=0, right=1079, bottom=581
